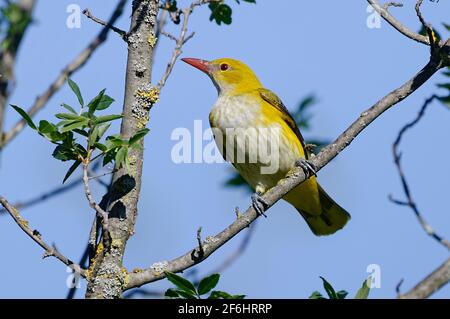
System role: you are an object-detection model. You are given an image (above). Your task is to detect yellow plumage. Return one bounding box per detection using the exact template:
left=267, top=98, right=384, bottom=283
left=183, top=57, right=350, bottom=236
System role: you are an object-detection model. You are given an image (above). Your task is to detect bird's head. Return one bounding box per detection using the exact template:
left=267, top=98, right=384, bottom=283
left=181, top=57, right=262, bottom=95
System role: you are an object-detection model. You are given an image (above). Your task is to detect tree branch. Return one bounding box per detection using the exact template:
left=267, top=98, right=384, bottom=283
left=0, top=196, right=86, bottom=277
left=389, top=95, right=450, bottom=250
left=82, top=159, right=110, bottom=232
left=400, top=257, right=450, bottom=298
left=0, top=0, right=128, bottom=149
left=0, top=0, right=35, bottom=145
left=82, top=8, right=127, bottom=41
left=125, top=53, right=446, bottom=290
left=366, top=0, right=448, bottom=47
left=85, top=0, right=160, bottom=299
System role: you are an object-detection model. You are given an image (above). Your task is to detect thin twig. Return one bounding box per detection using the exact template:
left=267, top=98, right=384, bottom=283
left=82, top=160, right=109, bottom=232
left=0, top=0, right=127, bottom=149
left=0, top=197, right=86, bottom=277
left=383, top=2, right=403, bottom=10
left=82, top=8, right=127, bottom=41
left=390, top=95, right=450, bottom=250
left=366, top=0, right=445, bottom=46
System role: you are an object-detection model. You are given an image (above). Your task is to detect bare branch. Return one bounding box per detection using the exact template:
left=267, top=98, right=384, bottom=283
left=126, top=53, right=446, bottom=290
left=0, top=196, right=86, bottom=277
left=390, top=95, right=450, bottom=250
left=82, top=8, right=127, bottom=41
left=366, top=0, right=434, bottom=46
left=400, top=257, right=450, bottom=298
left=0, top=0, right=127, bottom=149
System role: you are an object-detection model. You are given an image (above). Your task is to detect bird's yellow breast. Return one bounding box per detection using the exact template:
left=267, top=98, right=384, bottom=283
left=209, top=92, right=305, bottom=190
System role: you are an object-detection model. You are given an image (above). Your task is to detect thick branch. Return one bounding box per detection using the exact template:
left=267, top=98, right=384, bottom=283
left=85, top=0, right=160, bottom=299
left=0, top=196, right=86, bottom=277
left=0, top=0, right=127, bottom=149
left=400, top=257, right=450, bottom=299
left=125, top=56, right=444, bottom=290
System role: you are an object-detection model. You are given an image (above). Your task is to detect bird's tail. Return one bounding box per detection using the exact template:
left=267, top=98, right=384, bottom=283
left=284, top=181, right=351, bottom=236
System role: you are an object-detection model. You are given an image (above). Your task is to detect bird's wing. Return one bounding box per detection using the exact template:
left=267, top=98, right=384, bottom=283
left=258, top=88, right=309, bottom=159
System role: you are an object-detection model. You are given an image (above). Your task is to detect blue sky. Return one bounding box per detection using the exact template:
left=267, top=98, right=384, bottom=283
left=0, top=1, right=449, bottom=298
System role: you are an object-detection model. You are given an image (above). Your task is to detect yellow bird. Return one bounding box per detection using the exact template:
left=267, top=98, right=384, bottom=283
left=182, top=57, right=350, bottom=236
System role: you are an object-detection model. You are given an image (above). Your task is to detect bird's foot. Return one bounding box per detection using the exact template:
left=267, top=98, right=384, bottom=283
left=251, top=193, right=268, bottom=218
left=295, top=158, right=317, bottom=178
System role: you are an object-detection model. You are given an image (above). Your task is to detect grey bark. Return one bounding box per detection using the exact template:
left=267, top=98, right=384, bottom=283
left=85, top=0, right=159, bottom=299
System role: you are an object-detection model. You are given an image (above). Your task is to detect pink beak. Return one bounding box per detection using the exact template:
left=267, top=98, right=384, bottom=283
left=181, top=58, right=210, bottom=74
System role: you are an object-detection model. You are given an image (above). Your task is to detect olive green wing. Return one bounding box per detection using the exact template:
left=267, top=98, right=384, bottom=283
left=258, top=88, right=309, bottom=159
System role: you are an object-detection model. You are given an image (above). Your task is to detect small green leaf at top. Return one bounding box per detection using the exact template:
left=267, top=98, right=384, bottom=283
left=354, top=279, right=370, bottom=299
left=114, top=146, right=128, bottom=169
left=336, top=290, right=348, bottom=299
left=67, top=78, right=84, bottom=106
left=198, top=274, right=220, bottom=295
left=11, top=105, right=37, bottom=130
left=208, top=3, right=232, bottom=25
left=164, top=271, right=197, bottom=296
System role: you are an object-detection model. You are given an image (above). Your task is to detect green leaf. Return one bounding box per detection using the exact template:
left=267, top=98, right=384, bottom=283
left=60, top=119, right=89, bottom=133
left=198, top=274, right=220, bottom=295
left=176, top=289, right=198, bottom=299
left=63, top=160, right=81, bottom=183
left=418, top=25, right=441, bottom=41
left=320, top=276, right=337, bottom=299
left=55, top=113, right=84, bottom=120
left=437, top=83, right=450, bottom=90
left=96, top=95, right=115, bottom=111
left=444, top=23, right=450, bottom=31
left=354, top=279, right=370, bottom=299
left=68, top=78, right=84, bottom=106
left=105, top=135, right=127, bottom=149
left=94, top=114, right=123, bottom=125
left=336, top=290, right=348, bottom=299
left=208, top=3, right=232, bottom=25
left=52, top=145, right=78, bottom=162
left=73, top=128, right=89, bottom=137
left=114, top=146, right=128, bottom=169
left=94, top=142, right=107, bottom=152
left=87, top=89, right=106, bottom=114
left=129, top=128, right=149, bottom=146
left=103, top=149, right=117, bottom=166
left=61, top=103, right=77, bottom=114
left=97, top=123, right=111, bottom=140
left=164, top=271, right=197, bottom=296
left=38, top=120, right=56, bottom=134
left=11, top=105, right=36, bottom=130
left=164, top=288, right=180, bottom=298
left=309, top=291, right=326, bottom=299
left=88, top=125, right=99, bottom=149
left=438, top=95, right=450, bottom=107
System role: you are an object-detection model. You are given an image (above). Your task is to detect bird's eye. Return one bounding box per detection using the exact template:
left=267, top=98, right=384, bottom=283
left=220, top=63, right=229, bottom=71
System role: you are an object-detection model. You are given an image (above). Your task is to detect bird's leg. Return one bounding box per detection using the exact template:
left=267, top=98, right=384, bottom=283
left=251, top=184, right=268, bottom=218
left=295, top=158, right=317, bottom=178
